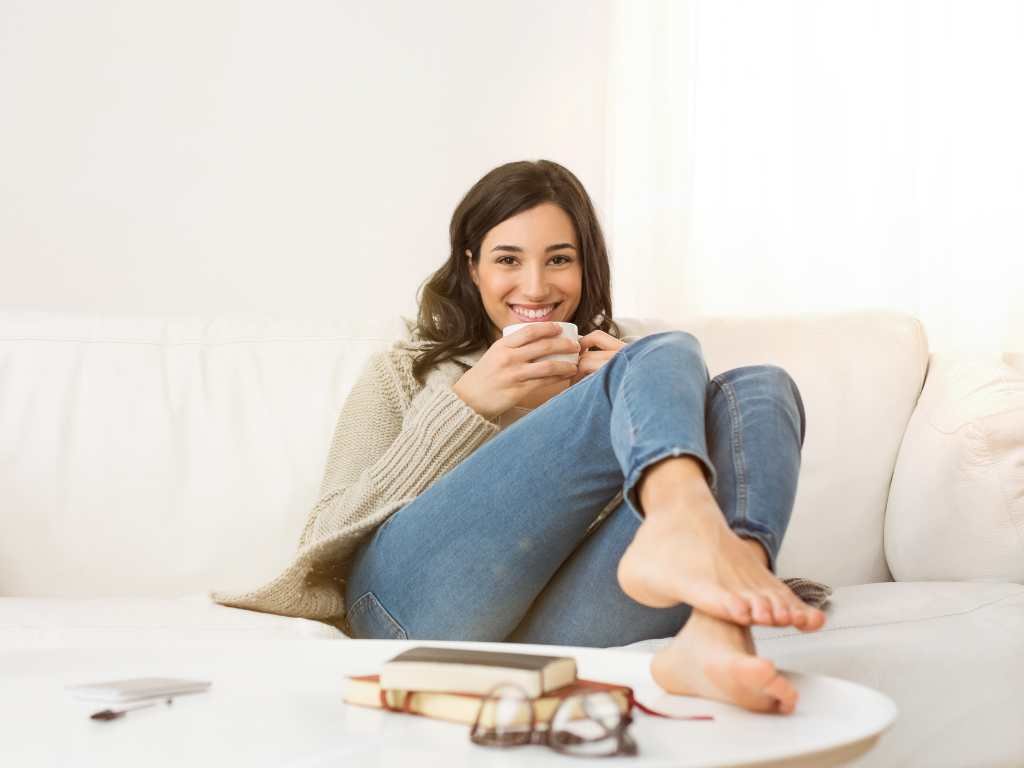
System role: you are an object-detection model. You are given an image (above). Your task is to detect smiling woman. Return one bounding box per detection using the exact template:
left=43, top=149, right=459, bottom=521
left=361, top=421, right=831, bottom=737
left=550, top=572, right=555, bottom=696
left=409, top=160, right=620, bottom=384
left=212, top=158, right=830, bottom=718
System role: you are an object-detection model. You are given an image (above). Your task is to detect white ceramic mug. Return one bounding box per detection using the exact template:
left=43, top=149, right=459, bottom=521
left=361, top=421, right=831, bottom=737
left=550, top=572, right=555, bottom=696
left=502, top=321, right=579, bottom=364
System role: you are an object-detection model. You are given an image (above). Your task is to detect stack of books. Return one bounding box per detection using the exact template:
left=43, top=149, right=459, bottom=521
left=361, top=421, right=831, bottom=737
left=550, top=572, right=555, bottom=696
left=343, top=646, right=636, bottom=727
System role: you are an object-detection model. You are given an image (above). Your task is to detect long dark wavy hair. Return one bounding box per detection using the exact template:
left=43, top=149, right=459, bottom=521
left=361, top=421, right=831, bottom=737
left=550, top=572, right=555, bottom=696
left=410, top=159, right=621, bottom=385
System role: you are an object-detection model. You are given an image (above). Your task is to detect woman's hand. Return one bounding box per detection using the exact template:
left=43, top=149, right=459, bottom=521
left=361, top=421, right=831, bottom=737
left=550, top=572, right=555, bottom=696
left=452, top=322, right=581, bottom=420
left=569, top=330, right=628, bottom=386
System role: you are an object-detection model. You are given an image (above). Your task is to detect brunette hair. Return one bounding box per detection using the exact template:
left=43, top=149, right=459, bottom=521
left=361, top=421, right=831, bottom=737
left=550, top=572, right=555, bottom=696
left=410, top=159, right=620, bottom=385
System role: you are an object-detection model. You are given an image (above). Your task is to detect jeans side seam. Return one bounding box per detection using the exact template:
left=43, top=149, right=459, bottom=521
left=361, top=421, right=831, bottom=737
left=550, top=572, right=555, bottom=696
left=713, top=376, right=749, bottom=529
left=619, top=349, right=641, bottom=514
left=619, top=337, right=719, bottom=515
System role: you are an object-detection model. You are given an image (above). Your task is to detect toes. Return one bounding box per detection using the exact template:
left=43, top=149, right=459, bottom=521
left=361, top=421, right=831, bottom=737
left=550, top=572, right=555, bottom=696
left=765, top=591, right=790, bottom=626
left=761, top=672, right=798, bottom=714
left=778, top=586, right=806, bottom=626
left=730, top=658, right=788, bottom=712
left=788, top=604, right=807, bottom=629
left=794, top=601, right=824, bottom=631
left=783, top=594, right=807, bottom=628
left=781, top=586, right=826, bottom=632
left=808, top=607, right=827, bottom=630
left=801, top=606, right=826, bottom=632
left=744, top=592, right=774, bottom=625
left=772, top=687, right=799, bottom=714
left=698, top=585, right=754, bottom=625
left=722, top=590, right=753, bottom=625
left=704, top=654, right=800, bottom=715
left=761, top=672, right=791, bottom=701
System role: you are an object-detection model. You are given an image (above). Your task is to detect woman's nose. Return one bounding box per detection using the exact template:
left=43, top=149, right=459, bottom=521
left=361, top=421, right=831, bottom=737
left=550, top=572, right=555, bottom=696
left=524, top=269, right=548, bottom=296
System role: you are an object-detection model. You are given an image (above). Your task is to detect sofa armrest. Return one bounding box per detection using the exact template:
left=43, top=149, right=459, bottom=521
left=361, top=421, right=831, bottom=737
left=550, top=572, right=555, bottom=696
left=885, top=353, right=1024, bottom=583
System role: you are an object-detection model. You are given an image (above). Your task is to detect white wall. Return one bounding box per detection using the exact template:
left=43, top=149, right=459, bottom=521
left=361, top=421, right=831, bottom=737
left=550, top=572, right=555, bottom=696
left=0, top=0, right=611, bottom=334
left=605, top=0, right=1024, bottom=356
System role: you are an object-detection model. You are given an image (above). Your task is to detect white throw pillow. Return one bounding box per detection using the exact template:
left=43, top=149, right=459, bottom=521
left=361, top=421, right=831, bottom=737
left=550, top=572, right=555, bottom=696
left=885, top=353, right=1024, bottom=583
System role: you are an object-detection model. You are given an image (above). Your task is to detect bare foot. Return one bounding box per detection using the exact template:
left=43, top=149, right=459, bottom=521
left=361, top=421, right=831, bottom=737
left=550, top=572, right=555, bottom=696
left=617, top=492, right=827, bottom=630
left=651, top=607, right=799, bottom=714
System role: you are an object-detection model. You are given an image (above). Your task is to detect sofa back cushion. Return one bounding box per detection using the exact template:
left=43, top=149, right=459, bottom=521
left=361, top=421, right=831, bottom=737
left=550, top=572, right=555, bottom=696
left=0, top=311, right=396, bottom=598
left=0, top=309, right=927, bottom=597
left=885, top=352, right=1024, bottom=583
left=619, top=310, right=928, bottom=586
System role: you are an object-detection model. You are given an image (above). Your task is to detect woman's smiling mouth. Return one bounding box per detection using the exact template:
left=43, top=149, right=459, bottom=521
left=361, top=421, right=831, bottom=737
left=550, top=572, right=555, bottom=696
left=508, top=303, right=559, bottom=322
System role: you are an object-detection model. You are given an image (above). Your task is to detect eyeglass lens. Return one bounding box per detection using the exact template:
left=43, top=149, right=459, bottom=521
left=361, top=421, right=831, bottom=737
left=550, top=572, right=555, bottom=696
left=473, top=684, right=634, bottom=757
left=551, top=692, right=625, bottom=757
left=472, top=684, right=533, bottom=746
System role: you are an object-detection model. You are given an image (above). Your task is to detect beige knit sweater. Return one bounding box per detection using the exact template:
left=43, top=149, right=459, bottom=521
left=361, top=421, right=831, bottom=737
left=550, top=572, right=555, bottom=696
left=209, top=317, right=832, bottom=632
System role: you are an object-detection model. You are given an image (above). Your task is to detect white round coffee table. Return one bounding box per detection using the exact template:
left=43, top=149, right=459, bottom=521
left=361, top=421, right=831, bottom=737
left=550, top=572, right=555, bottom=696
left=0, top=638, right=896, bottom=767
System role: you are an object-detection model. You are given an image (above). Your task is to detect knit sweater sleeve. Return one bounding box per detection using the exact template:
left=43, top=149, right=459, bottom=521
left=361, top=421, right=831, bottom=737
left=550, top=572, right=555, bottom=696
left=296, top=349, right=499, bottom=551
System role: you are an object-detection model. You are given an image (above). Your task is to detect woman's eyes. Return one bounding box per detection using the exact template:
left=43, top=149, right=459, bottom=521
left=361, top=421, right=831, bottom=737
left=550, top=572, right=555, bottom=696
left=497, top=255, right=574, bottom=266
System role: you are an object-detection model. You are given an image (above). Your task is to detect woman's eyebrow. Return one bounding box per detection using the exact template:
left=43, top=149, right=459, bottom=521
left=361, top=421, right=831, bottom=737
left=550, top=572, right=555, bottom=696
left=490, top=243, right=577, bottom=253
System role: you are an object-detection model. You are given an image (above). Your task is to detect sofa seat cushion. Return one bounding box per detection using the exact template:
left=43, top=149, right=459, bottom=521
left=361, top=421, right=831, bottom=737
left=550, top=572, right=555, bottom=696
left=0, top=594, right=348, bottom=653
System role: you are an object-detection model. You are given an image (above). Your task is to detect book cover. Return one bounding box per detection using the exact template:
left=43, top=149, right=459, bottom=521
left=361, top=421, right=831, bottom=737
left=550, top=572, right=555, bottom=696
left=344, top=674, right=633, bottom=728
left=379, top=646, right=578, bottom=698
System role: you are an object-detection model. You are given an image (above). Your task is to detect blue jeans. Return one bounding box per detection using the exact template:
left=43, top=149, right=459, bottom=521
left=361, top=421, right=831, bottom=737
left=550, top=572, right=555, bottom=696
left=343, top=331, right=807, bottom=647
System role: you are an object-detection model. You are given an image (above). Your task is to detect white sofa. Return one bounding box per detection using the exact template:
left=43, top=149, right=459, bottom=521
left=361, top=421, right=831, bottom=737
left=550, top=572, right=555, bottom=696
left=2, top=308, right=1022, bottom=767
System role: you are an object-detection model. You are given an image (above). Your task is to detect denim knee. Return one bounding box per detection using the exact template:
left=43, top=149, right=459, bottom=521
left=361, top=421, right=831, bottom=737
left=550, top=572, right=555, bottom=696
left=758, top=365, right=806, bottom=448
left=711, top=364, right=806, bottom=447
left=629, top=329, right=702, bottom=354
left=623, top=330, right=709, bottom=375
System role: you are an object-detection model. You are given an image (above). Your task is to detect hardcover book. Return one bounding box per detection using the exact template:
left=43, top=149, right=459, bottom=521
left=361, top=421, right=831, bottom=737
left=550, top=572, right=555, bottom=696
left=344, top=674, right=633, bottom=728
left=378, top=646, right=578, bottom=698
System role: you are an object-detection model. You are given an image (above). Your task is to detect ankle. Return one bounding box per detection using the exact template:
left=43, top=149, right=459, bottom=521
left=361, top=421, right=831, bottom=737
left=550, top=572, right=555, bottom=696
left=637, top=456, right=716, bottom=520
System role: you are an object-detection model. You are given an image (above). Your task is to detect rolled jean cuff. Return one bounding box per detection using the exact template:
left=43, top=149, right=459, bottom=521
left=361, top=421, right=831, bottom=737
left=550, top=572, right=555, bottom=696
left=731, top=525, right=779, bottom=574
left=622, top=447, right=719, bottom=523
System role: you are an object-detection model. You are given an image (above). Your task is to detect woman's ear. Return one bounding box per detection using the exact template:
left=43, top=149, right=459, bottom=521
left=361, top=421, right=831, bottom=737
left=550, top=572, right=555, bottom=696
left=466, top=249, right=477, bottom=286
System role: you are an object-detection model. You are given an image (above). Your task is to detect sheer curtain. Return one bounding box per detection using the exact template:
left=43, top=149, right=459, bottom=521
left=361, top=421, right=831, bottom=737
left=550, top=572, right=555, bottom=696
left=604, top=0, right=1024, bottom=356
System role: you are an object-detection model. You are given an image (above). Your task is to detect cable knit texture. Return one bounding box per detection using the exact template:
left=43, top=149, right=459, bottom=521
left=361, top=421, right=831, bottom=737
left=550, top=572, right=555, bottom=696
left=209, top=317, right=832, bottom=633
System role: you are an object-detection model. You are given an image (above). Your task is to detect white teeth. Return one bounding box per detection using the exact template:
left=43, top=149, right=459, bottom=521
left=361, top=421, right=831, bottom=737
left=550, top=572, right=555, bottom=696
left=512, top=305, right=555, bottom=319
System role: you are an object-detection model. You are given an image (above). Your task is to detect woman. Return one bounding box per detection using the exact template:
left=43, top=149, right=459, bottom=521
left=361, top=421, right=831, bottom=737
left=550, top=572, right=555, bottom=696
left=212, top=159, right=829, bottom=716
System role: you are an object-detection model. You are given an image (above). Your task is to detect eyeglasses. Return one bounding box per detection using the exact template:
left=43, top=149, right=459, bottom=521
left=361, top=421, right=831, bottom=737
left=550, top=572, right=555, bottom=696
left=470, top=682, right=638, bottom=758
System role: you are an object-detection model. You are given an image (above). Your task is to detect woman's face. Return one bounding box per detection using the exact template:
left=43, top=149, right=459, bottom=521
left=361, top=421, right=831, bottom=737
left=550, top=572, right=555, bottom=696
left=467, top=202, right=583, bottom=343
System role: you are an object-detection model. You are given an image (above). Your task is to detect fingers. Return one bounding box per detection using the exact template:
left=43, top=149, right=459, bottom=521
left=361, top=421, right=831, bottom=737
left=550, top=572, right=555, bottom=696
left=508, top=332, right=579, bottom=365
left=578, top=329, right=627, bottom=351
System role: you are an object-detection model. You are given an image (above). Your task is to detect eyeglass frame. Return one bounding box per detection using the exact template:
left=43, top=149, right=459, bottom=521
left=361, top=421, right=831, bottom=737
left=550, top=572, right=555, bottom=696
left=469, top=681, right=638, bottom=758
